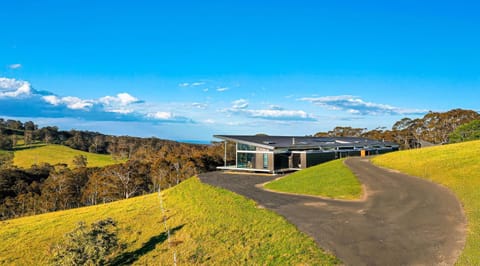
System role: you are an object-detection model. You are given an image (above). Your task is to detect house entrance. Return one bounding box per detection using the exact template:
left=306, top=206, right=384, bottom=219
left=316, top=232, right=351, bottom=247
left=289, top=153, right=302, bottom=169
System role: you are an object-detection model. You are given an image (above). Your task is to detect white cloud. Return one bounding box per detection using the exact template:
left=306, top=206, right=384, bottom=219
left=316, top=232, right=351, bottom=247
left=0, top=78, right=32, bottom=98
left=147, top=111, right=173, bottom=120
left=42, top=95, right=93, bottom=110
left=300, top=95, right=426, bottom=116
left=217, top=87, right=229, bottom=92
left=203, top=88, right=209, bottom=92
left=99, top=92, right=139, bottom=106
left=179, top=81, right=205, bottom=87
left=42, top=95, right=61, bottom=105
left=8, top=64, right=22, bottom=69
left=42, top=94, right=94, bottom=110
left=192, top=102, right=208, bottom=109
left=244, top=109, right=313, bottom=120
left=231, top=99, right=249, bottom=109
left=108, top=108, right=134, bottom=114
left=227, top=102, right=315, bottom=121
left=191, top=82, right=205, bottom=86
left=203, top=119, right=215, bottom=124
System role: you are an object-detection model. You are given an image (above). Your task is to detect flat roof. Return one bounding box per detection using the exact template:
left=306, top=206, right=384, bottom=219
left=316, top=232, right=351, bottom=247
left=214, top=135, right=398, bottom=150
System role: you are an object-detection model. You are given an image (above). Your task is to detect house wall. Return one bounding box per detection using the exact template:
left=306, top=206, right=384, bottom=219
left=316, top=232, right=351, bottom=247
left=300, top=153, right=307, bottom=168
left=268, top=153, right=274, bottom=171
left=255, top=153, right=263, bottom=169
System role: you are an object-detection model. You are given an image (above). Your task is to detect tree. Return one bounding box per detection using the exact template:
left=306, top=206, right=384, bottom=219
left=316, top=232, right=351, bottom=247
left=449, top=120, right=480, bottom=143
left=72, top=155, right=88, bottom=169
left=0, top=133, right=14, bottom=150
left=51, top=218, right=121, bottom=265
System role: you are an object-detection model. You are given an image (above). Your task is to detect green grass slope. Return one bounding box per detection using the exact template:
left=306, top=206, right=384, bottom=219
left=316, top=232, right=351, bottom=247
left=264, top=159, right=362, bottom=200
left=0, top=177, right=339, bottom=265
left=372, top=140, right=480, bottom=265
left=13, top=144, right=121, bottom=168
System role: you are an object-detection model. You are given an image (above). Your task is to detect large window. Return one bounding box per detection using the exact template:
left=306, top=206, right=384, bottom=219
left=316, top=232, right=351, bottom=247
left=237, top=143, right=256, bottom=151
left=238, top=153, right=256, bottom=168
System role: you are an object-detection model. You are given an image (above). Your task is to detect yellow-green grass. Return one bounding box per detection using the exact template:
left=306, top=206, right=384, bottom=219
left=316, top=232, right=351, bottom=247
left=13, top=144, right=122, bottom=168
left=264, top=159, right=362, bottom=200
left=0, top=177, right=339, bottom=265
left=372, top=140, right=480, bottom=265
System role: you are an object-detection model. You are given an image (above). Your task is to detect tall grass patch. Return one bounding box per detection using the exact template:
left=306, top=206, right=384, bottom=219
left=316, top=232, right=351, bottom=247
left=372, top=140, right=480, bottom=265
left=0, top=177, right=339, bottom=265
left=265, top=159, right=362, bottom=199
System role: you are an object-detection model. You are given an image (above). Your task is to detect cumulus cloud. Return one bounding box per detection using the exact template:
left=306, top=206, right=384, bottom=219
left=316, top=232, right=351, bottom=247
left=99, top=93, right=140, bottom=106
left=217, top=87, right=229, bottom=92
left=0, top=77, right=194, bottom=124
left=8, top=64, right=22, bottom=69
left=42, top=95, right=61, bottom=105
left=300, top=95, right=426, bottom=116
left=231, top=99, right=249, bottom=109
left=42, top=95, right=94, bottom=110
left=0, top=78, right=32, bottom=98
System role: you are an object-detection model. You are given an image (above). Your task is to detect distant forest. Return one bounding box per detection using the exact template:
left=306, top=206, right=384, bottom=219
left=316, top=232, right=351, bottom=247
left=0, top=108, right=479, bottom=220
left=0, top=120, right=225, bottom=220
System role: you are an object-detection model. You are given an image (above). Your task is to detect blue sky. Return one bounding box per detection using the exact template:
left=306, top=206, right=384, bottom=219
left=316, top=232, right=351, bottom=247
left=1, top=1, right=479, bottom=141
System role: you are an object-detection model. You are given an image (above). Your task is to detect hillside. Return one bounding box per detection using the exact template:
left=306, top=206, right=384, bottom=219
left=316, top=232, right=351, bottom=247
left=264, top=159, right=362, bottom=199
left=0, top=177, right=339, bottom=265
left=372, top=140, right=480, bottom=265
left=12, top=144, right=122, bottom=168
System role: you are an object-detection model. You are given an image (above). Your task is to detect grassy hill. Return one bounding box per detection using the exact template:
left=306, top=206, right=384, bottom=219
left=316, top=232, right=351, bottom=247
left=0, top=177, right=339, bottom=265
left=372, top=140, right=480, bottom=265
left=264, top=159, right=362, bottom=200
left=12, top=144, right=122, bottom=168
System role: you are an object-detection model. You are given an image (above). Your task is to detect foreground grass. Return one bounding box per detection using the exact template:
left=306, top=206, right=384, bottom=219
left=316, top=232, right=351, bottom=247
left=13, top=144, right=121, bottom=168
left=264, top=159, right=362, bottom=200
left=372, top=140, right=480, bottom=265
left=0, top=177, right=339, bottom=265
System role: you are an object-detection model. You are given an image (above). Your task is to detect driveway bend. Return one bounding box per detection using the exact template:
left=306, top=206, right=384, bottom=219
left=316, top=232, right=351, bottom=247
left=199, top=157, right=466, bottom=266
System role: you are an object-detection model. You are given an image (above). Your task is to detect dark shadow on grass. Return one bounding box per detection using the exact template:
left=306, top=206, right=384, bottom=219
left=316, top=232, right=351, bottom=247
left=110, top=224, right=184, bottom=265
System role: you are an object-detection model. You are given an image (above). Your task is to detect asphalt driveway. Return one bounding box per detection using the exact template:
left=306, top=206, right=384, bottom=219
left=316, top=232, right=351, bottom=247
left=199, top=157, right=466, bottom=266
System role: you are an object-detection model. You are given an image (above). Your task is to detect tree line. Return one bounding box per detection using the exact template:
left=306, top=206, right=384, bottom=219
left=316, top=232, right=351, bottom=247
left=314, top=109, right=480, bottom=149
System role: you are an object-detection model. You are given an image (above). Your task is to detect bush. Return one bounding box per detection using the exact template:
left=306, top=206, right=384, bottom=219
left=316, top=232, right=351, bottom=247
left=51, top=218, right=121, bottom=265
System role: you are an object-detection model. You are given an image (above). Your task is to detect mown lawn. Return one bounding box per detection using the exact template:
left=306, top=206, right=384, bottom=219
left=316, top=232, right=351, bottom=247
left=13, top=144, right=122, bottom=168
left=264, top=159, right=362, bottom=200
left=0, top=177, right=340, bottom=265
left=372, top=140, right=480, bottom=265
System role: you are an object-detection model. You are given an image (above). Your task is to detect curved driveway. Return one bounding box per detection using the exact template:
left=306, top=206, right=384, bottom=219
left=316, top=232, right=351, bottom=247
left=199, top=157, right=466, bottom=265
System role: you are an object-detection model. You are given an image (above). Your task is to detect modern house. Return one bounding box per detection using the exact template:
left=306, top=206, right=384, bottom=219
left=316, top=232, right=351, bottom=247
left=215, top=135, right=399, bottom=174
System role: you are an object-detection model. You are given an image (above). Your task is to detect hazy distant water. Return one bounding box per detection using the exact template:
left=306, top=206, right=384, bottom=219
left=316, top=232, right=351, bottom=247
left=177, top=139, right=212, bottom=145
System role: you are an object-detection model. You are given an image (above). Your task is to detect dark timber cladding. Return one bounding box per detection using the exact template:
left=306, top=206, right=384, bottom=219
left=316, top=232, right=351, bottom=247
left=215, top=135, right=399, bottom=174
